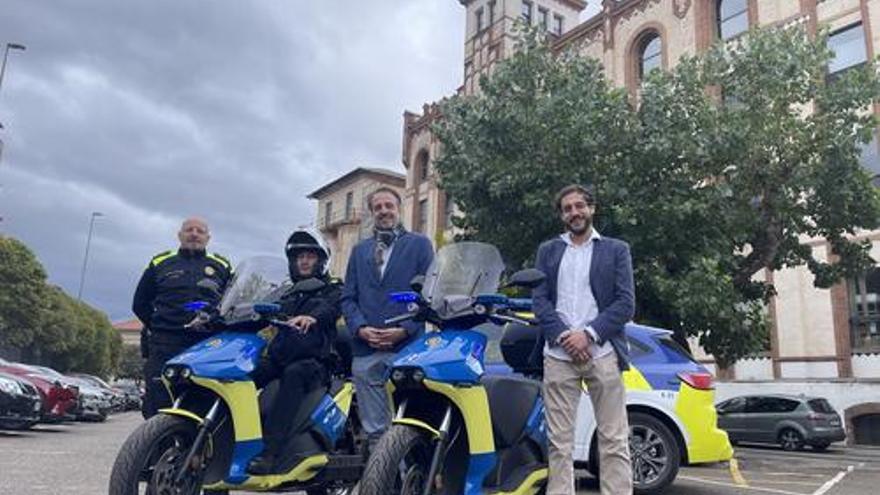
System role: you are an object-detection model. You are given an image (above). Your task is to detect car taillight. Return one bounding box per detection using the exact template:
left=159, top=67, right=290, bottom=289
left=678, top=371, right=714, bottom=390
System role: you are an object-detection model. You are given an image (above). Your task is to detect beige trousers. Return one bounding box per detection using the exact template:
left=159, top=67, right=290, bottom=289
left=543, top=353, right=632, bottom=495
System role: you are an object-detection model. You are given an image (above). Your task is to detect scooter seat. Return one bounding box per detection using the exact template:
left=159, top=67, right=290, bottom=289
left=480, top=375, right=541, bottom=449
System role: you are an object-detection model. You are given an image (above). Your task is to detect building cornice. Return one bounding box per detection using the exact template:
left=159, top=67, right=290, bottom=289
left=308, top=167, right=405, bottom=199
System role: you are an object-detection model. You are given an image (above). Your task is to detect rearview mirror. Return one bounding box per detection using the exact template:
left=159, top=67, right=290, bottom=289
left=253, top=303, right=282, bottom=315
left=505, top=269, right=546, bottom=289
left=292, top=277, right=326, bottom=294
left=410, top=275, right=425, bottom=293
left=184, top=301, right=210, bottom=312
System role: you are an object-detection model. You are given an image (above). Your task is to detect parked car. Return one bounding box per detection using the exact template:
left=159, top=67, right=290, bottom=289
left=493, top=321, right=733, bottom=495
left=716, top=394, right=845, bottom=451
left=20, top=366, right=113, bottom=422
left=0, top=372, right=42, bottom=430
left=0, top=364, right=78, bottom=422
left=69, top=373, right=125, bottom=413
left=111, top=381, right=143, bottom=412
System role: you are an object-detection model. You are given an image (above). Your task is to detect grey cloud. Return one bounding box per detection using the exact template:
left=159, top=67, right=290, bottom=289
left=0, top=0, right=464, bottom=319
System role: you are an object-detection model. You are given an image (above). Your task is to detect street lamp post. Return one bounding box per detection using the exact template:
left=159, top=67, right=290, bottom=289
left=77, top=211, right=104, bottom=300
left=0, top=43, right=26, bottom=95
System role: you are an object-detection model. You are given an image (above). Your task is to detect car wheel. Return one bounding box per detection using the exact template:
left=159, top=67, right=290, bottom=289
left=629, top=412, right=681, bottom=495
left=778, top=428, right=804, bottom=451
left=811, top=441, right=830, bottom=452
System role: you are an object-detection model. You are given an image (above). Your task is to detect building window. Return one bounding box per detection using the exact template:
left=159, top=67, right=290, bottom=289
left=861, top=134, right=880, bottom=183
left=522, top=1, right=533, bottom=24
left=717, top=0, right=748, bottom=40
left=828, top=23, right=868, bottom=80
left=416, top=149, right=430, bottom=183
left=638, top=32, right=663, bottom=81
left=539, top=7, right=549, bottom=30
left=324, top=201, right=333, bottom=227
left=850, top=267, right=880, bottom=353
left=488, top=0, right=496, bottom=25
left=418, top=199, right=428, bottom=233
left=345, top=191, right=354, bottom=220
left=553, top=14, right=564, bottom=36
left=444, top=193, right=455, bottom=229
left=476, top=7, right=484, bottom=32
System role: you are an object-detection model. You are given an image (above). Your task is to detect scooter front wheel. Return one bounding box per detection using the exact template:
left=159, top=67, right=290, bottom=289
left=359, top=425, right=433, bottom=495
left=108, top=414, right=201, bottom=495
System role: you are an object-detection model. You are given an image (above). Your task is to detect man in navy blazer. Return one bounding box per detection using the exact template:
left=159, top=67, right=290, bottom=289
left=533, top=184, right=634, bottom=495
left=341, top=187, right=434, bottom=452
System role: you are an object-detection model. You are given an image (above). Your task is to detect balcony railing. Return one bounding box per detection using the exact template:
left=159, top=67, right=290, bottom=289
left=318, top=208, right=363, bottom=231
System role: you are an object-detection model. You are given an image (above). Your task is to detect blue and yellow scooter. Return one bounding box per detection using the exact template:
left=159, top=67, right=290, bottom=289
left=359, top=242, right=548, bottom=495
left=109, top=257, right=364, bottom=495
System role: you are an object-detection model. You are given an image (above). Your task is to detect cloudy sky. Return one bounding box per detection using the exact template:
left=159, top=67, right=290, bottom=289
left=0, top=1, right=600, bottom=321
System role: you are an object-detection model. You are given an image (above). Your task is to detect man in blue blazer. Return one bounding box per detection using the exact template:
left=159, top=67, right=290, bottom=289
left=533, top=184, right=635, bottom=495
left=341, top=187, right=434, bottom=452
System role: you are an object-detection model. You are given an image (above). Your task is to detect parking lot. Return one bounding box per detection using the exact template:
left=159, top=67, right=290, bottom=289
left=1, top=411, right=878, bottom=494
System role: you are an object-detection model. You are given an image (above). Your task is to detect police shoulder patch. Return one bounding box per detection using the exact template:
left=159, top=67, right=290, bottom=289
left=150, top=250, right=176, bottom=267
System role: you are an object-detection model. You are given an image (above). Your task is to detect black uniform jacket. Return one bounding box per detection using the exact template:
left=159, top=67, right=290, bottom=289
left=132, top=248, right=232, bottom=343
left=268, top=277, right=342, bottom=366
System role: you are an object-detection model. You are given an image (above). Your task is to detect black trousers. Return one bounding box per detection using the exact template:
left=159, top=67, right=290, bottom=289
left=142, top=334, right=205, bottom=419
left=251, top=358, right=327, bottom=455
left=142, top=343, right=184, bottom=419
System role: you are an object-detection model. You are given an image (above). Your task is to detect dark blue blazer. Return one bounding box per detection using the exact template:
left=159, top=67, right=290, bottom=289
left=341, top=231, right=434, bottom=357
left=532, top=235, right=635, bottom=370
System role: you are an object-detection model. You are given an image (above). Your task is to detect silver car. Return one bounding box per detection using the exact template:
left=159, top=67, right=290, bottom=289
left=716, top=394, right=845, bottom=451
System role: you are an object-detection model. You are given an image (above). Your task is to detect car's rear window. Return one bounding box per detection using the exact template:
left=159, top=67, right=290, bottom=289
left=808, top=399, right=835, bottom=414
left=656, top=336, right=698, bottom=363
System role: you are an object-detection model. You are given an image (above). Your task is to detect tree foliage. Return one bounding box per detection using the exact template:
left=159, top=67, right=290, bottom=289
left=0, top=236, right=122, bottom=377
left=434, top=27, right=880, bottom=367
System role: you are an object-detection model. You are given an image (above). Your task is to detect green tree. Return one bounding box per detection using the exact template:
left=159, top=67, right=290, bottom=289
left=434, top=27, right=880, bottom=367
left=116, top=345, right=145, bottom=382
left=433, top=30, right=635, bottom=266
left=0, top=236, right=47, bottom=350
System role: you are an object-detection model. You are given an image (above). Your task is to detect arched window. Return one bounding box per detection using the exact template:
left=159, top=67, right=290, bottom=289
left=415, top=149, right=430, bottom=183
left=638, top=33, right=662, bottom=81
left=717, top=0, right=748, bottom=40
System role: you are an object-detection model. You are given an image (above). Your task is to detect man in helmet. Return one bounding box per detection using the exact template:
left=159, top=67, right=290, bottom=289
left=247, top=228, right=343, bottom=475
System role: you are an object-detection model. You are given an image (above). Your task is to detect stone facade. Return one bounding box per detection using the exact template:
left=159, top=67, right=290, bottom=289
left=397, top=0, right=880, bottom=384
left=307, top=168, right=405, bottom=278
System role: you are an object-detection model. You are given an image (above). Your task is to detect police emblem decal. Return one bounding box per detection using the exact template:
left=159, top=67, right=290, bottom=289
left=204, top=266, right=215, bottom=276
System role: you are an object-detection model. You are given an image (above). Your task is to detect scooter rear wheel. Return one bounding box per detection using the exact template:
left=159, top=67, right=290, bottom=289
left=359, top=425, right=433, bottom=495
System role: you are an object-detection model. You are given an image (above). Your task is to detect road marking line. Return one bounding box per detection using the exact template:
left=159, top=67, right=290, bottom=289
left=811, top=465, right=854, bottom=495
left=678, top=475, right=806, bottom=495
left=729, top=458, right=749, bottom=486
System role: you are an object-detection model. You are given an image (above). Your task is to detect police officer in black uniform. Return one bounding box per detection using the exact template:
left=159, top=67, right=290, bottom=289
left=247, top=228, right=342, bottom=475
left=133, top=217, right=232, bottom=419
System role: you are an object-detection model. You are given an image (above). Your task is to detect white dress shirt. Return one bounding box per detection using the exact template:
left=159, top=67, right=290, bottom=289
left=544, top=230, right=614, bottom=361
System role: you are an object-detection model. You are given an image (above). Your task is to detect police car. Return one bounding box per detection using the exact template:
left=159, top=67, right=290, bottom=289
left=483, top=322, right=733, bottom=494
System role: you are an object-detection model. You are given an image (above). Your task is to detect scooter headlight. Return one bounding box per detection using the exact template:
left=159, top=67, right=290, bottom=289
left=391, top=369, right=406, bottom=383
left=180, top=367, right=192, bottom=379
left=163, top=367, right=177, bottom=380
left=411, top=369, right=425, bottom=382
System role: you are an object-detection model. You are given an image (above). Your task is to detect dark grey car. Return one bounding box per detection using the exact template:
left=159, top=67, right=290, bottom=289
left=716, top=394, right=846, bottom=451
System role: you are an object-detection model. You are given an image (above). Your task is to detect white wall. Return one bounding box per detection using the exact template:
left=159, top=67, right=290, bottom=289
left=853, top=354, right=880, bottom=379
left=734, top=357, right=774, bottom=381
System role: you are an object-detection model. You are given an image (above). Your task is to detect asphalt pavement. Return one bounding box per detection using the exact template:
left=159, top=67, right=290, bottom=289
left=1, top=412, right=877, bottom=495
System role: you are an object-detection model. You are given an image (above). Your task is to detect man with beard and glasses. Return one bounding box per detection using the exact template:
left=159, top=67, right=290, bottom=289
left=133, top=217, right=232, bottom=419
left=340, top=187, right=433, bottom=453
left=532, top=185, right=635, bottom=495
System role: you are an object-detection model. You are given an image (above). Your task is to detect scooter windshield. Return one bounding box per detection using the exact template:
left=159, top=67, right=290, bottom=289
left=218, top=256, right=292, bottom=323
left=421, top=242, right=505, bottom=319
